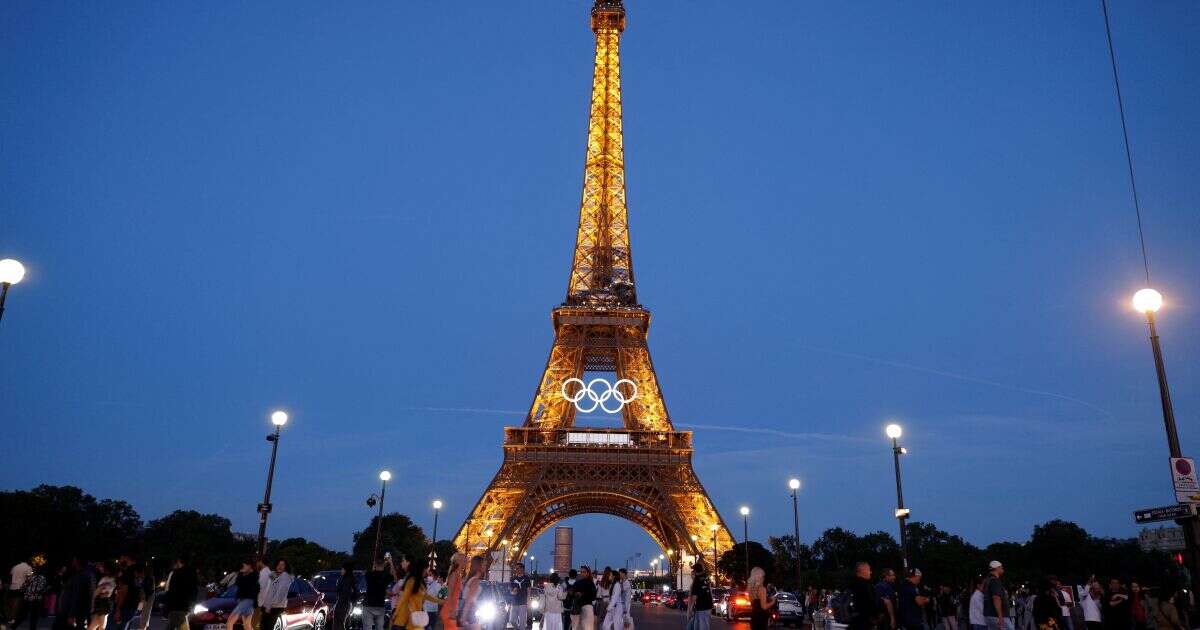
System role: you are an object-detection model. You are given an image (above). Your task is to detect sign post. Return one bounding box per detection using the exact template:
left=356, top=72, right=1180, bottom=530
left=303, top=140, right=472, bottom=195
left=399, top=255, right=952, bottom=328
left=1135, top=504, right=1197, bottom=525
left=1172, top=458, right=1200, bottom=503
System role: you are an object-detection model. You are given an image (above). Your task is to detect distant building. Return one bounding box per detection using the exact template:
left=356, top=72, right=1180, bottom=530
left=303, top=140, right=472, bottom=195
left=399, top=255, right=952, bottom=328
left=1139, top=526, right=1185, bottom=552
left=554, top=527, right=573, bottom=576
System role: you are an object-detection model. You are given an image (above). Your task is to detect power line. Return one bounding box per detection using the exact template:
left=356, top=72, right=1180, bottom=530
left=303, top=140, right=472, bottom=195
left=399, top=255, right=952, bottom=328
left=1100, top=0, right=1152, bottom=285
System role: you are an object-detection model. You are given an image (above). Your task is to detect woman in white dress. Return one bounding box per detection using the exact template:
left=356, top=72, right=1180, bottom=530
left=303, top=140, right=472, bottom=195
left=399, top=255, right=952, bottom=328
left=542, top=574, right=566, bottom=630
left=600, top=572, right=625, bottom=630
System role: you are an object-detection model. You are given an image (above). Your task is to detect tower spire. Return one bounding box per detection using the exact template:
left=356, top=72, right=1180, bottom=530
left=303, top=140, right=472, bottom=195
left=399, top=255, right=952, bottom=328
left=566, top=0, right=635, bottom=306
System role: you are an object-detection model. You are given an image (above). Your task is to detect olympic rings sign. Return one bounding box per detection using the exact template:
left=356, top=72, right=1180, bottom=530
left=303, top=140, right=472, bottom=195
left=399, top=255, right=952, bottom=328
left=560, top=377, right=639, bottom=414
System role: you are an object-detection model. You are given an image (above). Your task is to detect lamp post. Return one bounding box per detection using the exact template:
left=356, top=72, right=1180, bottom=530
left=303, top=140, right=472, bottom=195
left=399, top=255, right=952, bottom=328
left=500, top=540, right=509, bottom=583
left=739, top=506, right=750, bottom=584
left=430, top=499, right=443, bottom=567
left=256, top=410, right=289, bottom=559
left=886, top=423, right=910, bottom=569
left=370, top=470, right=392, bottom=562
left=1132, top=288, right=1200, bottom=578
left=788, top=478, right=802, bottom=591
left=0, top=259, right=26, bottom=324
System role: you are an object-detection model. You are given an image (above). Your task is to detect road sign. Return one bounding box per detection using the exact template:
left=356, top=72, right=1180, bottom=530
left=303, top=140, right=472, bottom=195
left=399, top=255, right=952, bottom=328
left=1134, top=503, right=1196, bottom=524
left=1172, top=458, right=1200, bottom=503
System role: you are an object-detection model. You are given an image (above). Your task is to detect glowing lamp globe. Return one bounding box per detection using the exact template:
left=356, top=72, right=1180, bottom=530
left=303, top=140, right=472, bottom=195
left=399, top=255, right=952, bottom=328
left=789, top=478, right=801, bottom=491
left=885, top=424, right=902, bottom=439
left=379, top=470, right=392, bottom=482
left=271, top=410, right=289, bottom=426
left=710, top=523, right=719, bottom=531
left=433, top=499, right=443, bottom=510
left=1133, top=288, right=1163, bottom=314
left=739, top=506, right=750, bottom=516
left=0, top=259, right=26, bottom=285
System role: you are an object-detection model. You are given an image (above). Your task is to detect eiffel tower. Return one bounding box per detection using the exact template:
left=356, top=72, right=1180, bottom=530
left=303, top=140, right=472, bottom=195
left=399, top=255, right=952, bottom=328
left=452, top=0, right=736, bottom=572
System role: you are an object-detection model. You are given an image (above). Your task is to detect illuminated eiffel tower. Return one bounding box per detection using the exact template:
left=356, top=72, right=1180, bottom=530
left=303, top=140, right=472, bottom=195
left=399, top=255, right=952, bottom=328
left=453, top=0, right=735, bottom=572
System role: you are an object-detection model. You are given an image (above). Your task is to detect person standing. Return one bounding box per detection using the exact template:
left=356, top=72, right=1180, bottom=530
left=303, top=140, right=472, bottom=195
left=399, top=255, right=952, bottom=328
left=14, top=559, right=48, bottom=630
left=542, top=574, right=565, bottom=630
left=227, top=561, right=261, bottom=630
left=969, top=578, right=986, bottom=630
left=508, top=564, right=532, bottom=630
left=10, top=556, right=36, bottom=625
left=439, top=554, right=466, bottom=630
left=260, top=561, right=293, bottom=630
left=686, top=562, right=714, bottom=630
left=595, top=569, right=611, bottom=626
left=164, top=556, right=198, bottom=630
left=848, top=563, right=881, bottom=630
left=896, top=570, right=928, bottom=630
left=599, top=569, right=624, bottom=630
left=423, top=566, right=443, bottom=630
left=876, top=569, right=899, bottom=630
left=574, top=567, right=597, bottom=630
left=1103, top=580, right=1129, bottom=630
left=1129, top=583, right=1147, bottom=630
left=1049, top=578, right=1074, bottom=630
left=747, top=567, right=775, bottom=630
left=565, top=570, right=580, bottom=630
left=392, top=559, right=442, bottom=630
left=618, top=569, right=631, bottom=629
left=89, top=563, right=117, bottom=630
left=253, top=559, right=271, bottom=630
left=937, top=585, right=959, bottom=630
left=332, top=562, right=359, bottom=630
left=362, top=560, right=390, bottom=630
left=1032, top=581, right=1062, bottom=630
left=1079, top=583, right=1102, bottom=630
left=458, top=557, right=485, bottom=630
left=982, top=562, right=1010, bottom=630
left=1153, top=591, right=1185, bottom=630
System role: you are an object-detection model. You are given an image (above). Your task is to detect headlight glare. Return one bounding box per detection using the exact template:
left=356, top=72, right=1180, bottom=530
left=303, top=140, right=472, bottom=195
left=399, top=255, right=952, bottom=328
left=352, top=606, right=363, bottom=616
left=477, top=602, right=497, bottom=622
left=193, top=605, right=209, bottom=615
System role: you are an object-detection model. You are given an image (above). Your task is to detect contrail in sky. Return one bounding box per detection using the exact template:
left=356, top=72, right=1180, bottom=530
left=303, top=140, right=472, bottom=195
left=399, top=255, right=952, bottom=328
left=797, top=344, right=1111, bottom=416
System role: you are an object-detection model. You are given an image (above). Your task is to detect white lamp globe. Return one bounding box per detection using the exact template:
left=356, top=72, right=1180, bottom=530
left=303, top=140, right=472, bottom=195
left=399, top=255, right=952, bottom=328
left=0, top=259, right=26, bottom=285
left=379, top=470, right=392, bottom=482
left=432, top=499, right=443, bottom=510
left=885, top=423, right=902, bottom=439
left=739, top=506, right=750, bottom=516
left=788, top=478, right=801, bottom=491
left=1133, top=288, right=1163, bottom=314
left=271, top=410, right=289, bottom=426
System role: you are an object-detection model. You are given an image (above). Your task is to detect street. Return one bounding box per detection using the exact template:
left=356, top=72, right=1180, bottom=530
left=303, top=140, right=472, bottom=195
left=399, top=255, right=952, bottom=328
left=534, top=604, right=777, bottom=630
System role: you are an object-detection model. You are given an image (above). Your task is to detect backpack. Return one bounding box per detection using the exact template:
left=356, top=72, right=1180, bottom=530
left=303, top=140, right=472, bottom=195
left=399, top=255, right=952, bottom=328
left=23, top=575, right=47, bottom=602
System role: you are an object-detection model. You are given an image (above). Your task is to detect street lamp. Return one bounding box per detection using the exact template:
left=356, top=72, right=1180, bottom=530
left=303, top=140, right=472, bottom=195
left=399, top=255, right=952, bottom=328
left=0, top=259, right=26, bottom=324
left=256, top=410, right=289, bottom=559
left=885, top=423, right=910, bottom=569
left=369, top=470, right=392, bottom=562
left=1132, top=288, right=1200, bottom=577
left=788, top=478, right=802, bottom=591
left=430, top=499, right=443, bottom=567
left=500, top=539, right=509, bottom=583
left=739, top=506, right=750, bottom=584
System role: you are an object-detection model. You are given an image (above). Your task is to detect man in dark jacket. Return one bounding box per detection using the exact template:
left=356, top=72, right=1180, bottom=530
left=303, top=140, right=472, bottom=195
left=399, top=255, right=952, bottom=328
left=849, top=562, right=881, bottom=630
left=164, top=555, right=198, bottom=630
left=57, top=557, right=95, bottom=630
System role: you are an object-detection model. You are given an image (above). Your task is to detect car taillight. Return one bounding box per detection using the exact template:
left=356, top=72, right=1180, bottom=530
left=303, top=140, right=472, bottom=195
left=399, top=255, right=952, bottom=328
left=735, top=598, right=749, bottom=606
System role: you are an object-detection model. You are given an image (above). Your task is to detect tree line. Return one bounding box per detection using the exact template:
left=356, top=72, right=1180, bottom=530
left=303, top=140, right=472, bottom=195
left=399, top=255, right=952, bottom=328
left=0, top=485, right=450, bottom=581
left=717, top=520, right=1182, bottom=591
left=2, top=485, right=1180, bottom=590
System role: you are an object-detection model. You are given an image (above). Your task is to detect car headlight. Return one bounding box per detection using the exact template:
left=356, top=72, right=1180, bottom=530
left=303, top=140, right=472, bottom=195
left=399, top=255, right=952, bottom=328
left=477, top=602, right=497, bottom=622
left=531, top=600, right=540, bottom=610
left=193, top=605, right=208, bottom=615
left=352, top=607, right=363, bottom=616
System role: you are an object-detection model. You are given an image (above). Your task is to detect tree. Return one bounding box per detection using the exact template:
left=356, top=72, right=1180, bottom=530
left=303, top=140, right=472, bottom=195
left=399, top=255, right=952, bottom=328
left=144, top=510, right=252, bottom=581
left=718, top=541, right=774, bottom=586
left=431, top=540, right=457, bottom=573
left=768, top=535, right=815, bottom=591
left=903, top=521, right=985, bottom=587
left=0, top=485, right=143, bottom=567
left=269, top=538, right=351, bottom=577
left=1027, top=520, right=1092, bottom=583
left=351, top=513, right=427, bottom=567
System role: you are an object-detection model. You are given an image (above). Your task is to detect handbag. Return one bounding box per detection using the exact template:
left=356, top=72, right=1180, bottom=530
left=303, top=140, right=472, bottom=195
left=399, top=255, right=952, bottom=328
left=409, top=612, right=430, bottom=628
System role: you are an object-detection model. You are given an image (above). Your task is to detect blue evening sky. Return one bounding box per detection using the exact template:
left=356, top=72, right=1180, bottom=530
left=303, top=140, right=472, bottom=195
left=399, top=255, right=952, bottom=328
left=3, top=2, right=1198, bottom=569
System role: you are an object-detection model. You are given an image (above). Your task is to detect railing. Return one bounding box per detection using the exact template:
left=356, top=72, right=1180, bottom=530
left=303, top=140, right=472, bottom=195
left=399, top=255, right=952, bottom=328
left=504, top=427, right=692, bottom=450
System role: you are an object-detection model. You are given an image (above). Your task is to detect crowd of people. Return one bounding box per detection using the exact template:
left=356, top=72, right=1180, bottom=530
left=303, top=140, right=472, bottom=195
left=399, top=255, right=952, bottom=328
left=1, top=554, right=160, bottom=630
left=834, top=561, right=1189, bottom=630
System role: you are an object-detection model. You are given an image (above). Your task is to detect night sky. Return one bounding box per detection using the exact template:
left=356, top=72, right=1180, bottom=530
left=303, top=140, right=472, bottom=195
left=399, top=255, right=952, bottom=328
left=3, top=1, right=1199, bottom=571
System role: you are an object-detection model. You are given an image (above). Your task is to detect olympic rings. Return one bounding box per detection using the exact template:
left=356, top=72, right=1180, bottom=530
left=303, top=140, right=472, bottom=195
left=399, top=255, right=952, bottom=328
left=560, top=377, right=639, bottom=414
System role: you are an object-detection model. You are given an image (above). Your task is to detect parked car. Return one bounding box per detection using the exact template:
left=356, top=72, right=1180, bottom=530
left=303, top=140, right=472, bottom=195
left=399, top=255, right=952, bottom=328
left=311, top=571, right=367, bottom=630
left=724, top=591, right=752, bottom=620
left=711, top=588, right=730, bottom=615
left=190, top=578, right=328, bottom=630
left=641, top=591, right=660, bottom=605
left=775, top=591, right=803, bottom=626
